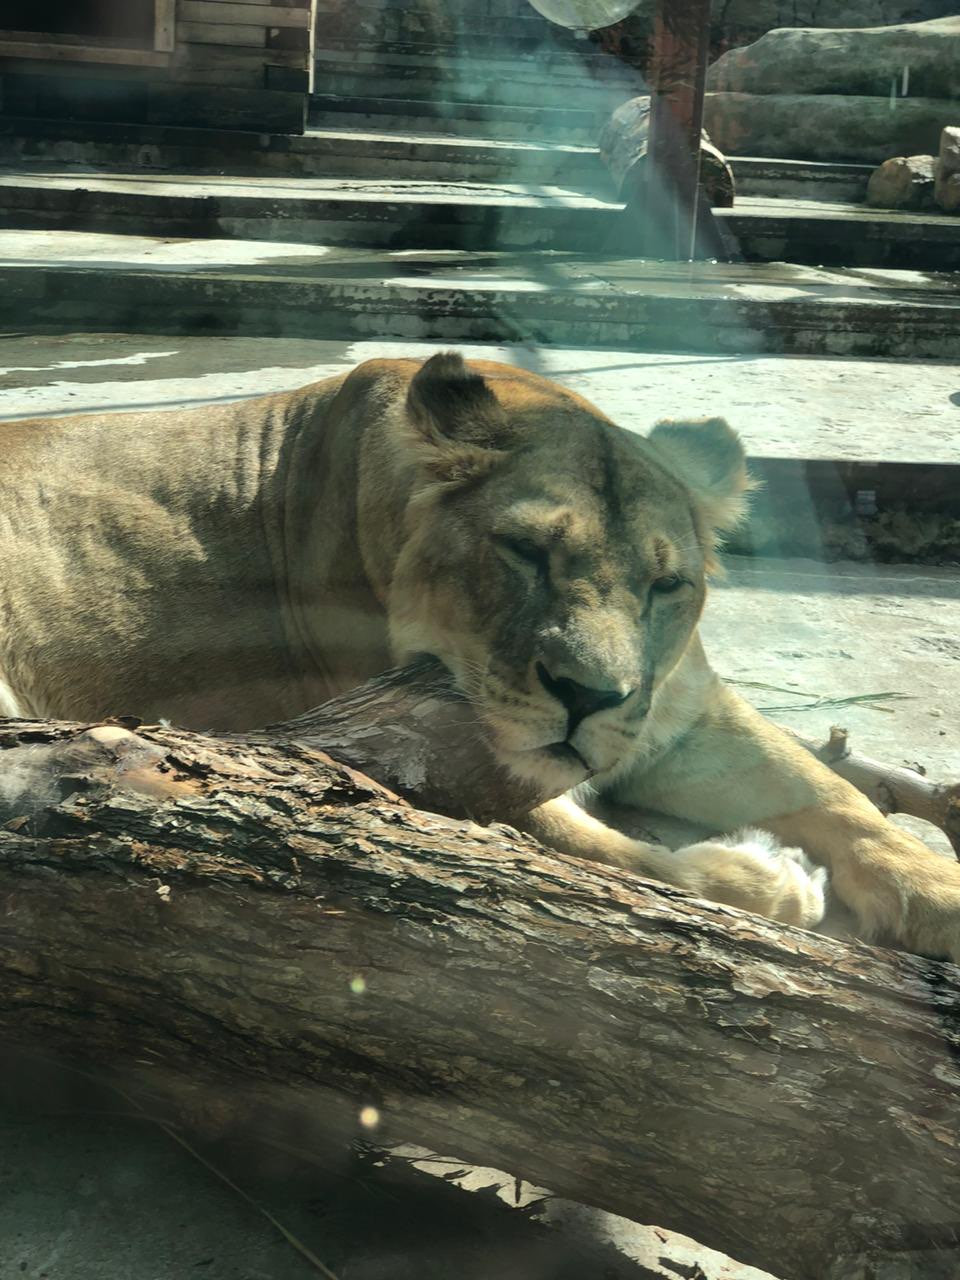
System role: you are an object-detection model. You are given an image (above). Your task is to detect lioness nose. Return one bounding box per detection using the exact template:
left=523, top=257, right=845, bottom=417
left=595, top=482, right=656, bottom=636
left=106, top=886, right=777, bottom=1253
left=536, top=662, right=631, bottom=726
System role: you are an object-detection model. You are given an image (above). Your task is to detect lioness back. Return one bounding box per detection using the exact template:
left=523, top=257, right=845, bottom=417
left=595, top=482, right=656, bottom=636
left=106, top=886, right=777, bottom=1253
left=0, top=375, right=360, bottom=728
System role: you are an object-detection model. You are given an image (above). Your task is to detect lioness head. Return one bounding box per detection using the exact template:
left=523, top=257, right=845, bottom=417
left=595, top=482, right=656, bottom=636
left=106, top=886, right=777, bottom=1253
left=376, top=352, right=750, bottom=791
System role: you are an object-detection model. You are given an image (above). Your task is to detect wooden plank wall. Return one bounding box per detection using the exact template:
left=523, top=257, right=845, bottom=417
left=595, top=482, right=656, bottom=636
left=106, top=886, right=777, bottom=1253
left=176, top=0, right=313, bottom=92
left=169, top=0, right=315, bottom=127
left=0, top=0, right=316, bottom=133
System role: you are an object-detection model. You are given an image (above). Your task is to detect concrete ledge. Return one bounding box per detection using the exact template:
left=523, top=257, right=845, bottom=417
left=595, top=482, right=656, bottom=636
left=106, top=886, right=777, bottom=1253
left=0, top=114, right=610, bottom=189
left=310, top=52, right=640, bottom=112
left=721, top=198, right=960, bottom=272
left=0, top=117, right=874, bottom=202
left=4, top=231, right=960, bottom=362
left=308, top=94, right=603, bottom=143
left=5, top=170, right=960, bottom=267
left=729, top=157, right=872, bottom=203
left=0, top=171, right=619, bottom=252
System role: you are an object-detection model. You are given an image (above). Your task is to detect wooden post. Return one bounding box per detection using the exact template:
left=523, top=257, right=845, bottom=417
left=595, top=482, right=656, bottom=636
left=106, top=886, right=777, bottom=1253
left=154, top=0, right=176, bottom=53
left=644, top=0, right=716, bottom=259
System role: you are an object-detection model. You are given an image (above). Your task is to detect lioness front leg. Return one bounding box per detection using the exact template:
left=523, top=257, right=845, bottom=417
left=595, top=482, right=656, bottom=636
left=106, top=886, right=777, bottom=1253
left=617, top=682, right=960, bottom=963
left=521, top=794, right=828, bottom=929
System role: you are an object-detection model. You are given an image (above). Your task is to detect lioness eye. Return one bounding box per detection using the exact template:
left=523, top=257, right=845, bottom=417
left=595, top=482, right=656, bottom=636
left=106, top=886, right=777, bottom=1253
left=495, top=536, right=550, bottom=580
left=651, top=574, right=686, bottom=595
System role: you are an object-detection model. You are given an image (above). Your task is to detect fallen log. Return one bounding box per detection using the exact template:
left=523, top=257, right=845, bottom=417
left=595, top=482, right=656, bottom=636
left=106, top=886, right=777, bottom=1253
left=1, top=661, right=959, bottom=1280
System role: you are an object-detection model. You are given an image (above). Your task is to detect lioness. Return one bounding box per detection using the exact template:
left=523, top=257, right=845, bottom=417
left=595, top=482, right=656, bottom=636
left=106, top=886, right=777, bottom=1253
left=2, top=351, right=958, bottom=958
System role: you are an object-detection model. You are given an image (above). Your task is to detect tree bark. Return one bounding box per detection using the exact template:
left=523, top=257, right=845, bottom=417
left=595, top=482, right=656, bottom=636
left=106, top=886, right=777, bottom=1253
left=1, top=665, right=960, bottom=1280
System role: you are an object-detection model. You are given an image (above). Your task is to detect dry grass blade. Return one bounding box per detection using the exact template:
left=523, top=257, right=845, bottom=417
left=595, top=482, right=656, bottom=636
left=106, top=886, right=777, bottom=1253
left=728, top=678, right=913, bottom=714
left=79, top=1065, right=343, bottom=1280
left=5, top=1052, right=343, bottom=1277
left=145, top=1119, right=343, bottom=1280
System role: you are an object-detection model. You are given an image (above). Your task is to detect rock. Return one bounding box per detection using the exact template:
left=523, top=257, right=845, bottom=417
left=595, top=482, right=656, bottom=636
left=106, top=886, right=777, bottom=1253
left=704, top=92, right=960, bottom=163
left=935, top=124, right=960, bottom=211
left=936, top=172, right=960, bottom=212
left=708, top=16, right=960, bottom=100
left=866, top=154, right=936, bottom=207
left=599, top=95, right=735, bottom=208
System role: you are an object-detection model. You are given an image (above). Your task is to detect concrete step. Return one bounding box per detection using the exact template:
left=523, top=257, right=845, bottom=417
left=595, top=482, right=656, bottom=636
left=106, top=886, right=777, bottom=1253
left=295, top=126, right=610, bottom=189
left=0, top=170, right=620, bottom=252
left=4, top=229, right=960, bottom=362
left=312, top=39, right=641, bottom=81
left=312, top=5, right=582, bottom=51
left=0, top=115, right=611, bottom=191
left=3, top=328, right=958, bottom=570
left=731, top=158, right=872, bottom=204
left=0, top=116, right=875, bottom=202
left=4, top=170, right=960, bottom=269
left=726, top=197, right=960, bottom=273
left=308, top=95, right=604, bottom=144
left=310, top=51, right=642, bottom=113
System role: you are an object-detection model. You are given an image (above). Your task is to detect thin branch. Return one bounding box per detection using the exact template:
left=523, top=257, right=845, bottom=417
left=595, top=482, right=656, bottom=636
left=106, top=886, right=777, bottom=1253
left=795, top=725, right=960, bottom=857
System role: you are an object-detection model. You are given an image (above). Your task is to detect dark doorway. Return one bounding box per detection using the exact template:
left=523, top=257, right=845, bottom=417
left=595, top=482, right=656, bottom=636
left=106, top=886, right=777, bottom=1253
left=4, top=1, right=156, bottom=46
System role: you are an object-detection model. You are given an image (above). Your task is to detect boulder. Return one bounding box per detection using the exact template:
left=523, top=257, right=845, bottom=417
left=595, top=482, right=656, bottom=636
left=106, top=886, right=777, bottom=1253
left=708, top=16, right=960, bottom=100
left=866, top=153, right=936, bottom=207
left=599, top=95, right=735, bottom=208
left=935, top=124, right=960, bottom=211
left=704, top=91, right=960, bottom=163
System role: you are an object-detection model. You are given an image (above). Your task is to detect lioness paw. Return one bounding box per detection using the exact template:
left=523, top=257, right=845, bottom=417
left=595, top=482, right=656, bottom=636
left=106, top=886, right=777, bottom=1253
left=671, top=828, right=828, bottom=929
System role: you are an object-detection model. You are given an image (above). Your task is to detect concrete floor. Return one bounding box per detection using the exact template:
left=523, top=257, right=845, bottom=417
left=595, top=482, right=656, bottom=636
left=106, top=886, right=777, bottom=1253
left=706, top=556, right=960, bottom=855
left=2, top=332, right=959, bottom=1280
left=2, top=330, right=959, bottom=464
left=0, top=1075, right=779, bottom=1280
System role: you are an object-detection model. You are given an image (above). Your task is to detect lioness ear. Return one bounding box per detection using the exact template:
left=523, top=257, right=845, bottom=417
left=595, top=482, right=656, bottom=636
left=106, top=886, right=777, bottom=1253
left=647, top=416, right=753, bottom=535
left=405, top=352, right=509, bottom=482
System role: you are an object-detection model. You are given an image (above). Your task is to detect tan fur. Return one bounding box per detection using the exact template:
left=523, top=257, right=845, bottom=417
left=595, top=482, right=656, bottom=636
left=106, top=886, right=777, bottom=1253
left=2, top=351, right=958, bottom=959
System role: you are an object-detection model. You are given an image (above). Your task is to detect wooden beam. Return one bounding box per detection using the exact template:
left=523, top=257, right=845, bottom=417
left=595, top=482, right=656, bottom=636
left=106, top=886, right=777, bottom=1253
left=177, top=1, right=311, bottom=27
left=179, top=21, right=266, bottom=46
left=0, top=39, right=171, bottom=68
left=172, top=40, right=307, bottom=85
